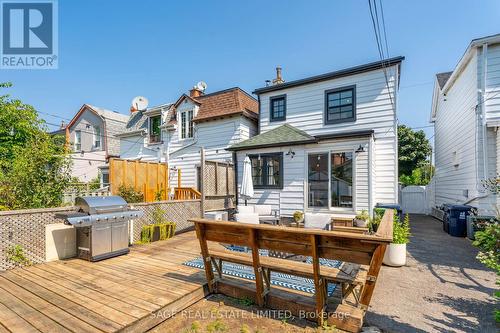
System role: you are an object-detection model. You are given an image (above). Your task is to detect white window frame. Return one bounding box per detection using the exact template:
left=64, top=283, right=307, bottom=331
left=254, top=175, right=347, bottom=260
left=93, top=126, right=101, bottom=149
left=179, top=109, right=194, bottom=140
left=304, top=147, right=356, bottom=213
left=74, top=130, right=81, bottom=152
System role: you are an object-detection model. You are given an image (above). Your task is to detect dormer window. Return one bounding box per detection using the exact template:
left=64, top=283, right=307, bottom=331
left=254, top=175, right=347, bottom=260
left=180, top=110, right=194, bottom=139
left=149, top=115, right=161, bottom=143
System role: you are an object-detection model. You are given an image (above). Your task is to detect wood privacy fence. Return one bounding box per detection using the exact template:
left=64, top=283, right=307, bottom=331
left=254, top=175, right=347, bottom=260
left=109, top=158, right=169, bottom=202
left=109, top=158, right=201, bottom=202
left=200, top=158, right=235, bottom=211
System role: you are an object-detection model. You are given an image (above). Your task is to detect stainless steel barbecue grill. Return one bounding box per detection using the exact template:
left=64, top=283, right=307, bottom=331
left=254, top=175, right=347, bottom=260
left=57, top=196, right=143, bottom=262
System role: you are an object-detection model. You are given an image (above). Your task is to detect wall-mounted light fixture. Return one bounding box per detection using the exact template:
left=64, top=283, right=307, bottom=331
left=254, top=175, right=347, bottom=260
left=285, top=148, right=295, bottom=158
left=355, top=145, right=365, bottom=153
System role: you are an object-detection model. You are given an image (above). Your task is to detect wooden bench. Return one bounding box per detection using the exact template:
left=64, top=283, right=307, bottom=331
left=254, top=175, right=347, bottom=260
left=208, top=248, right=367, bottom=305
left=189, top=209, right=393, bottom=332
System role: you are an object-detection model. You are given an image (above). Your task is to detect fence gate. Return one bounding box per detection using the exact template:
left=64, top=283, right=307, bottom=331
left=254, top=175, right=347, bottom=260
left=401, top=185, right=426, bottom=214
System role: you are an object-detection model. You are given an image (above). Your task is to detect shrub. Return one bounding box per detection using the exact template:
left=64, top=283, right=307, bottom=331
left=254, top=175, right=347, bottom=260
left=117, top=184, right=144, bottom=203
left=7, top=244, right=31, bottom=266
left=393, top=213, right=410, bottom=244
left=355, top=210, right=369, bottom=221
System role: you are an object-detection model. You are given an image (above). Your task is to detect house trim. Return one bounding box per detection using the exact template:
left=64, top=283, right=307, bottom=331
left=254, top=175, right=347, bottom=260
left=253, top=56, right=404, bottom=95
left=227, top=129, right=374, bottom=151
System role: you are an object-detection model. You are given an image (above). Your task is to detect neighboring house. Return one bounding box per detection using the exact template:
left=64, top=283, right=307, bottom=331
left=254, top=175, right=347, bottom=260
left=430, top=34, right=500, bottom=215
left=228, top=57, right=404, bottom=217
left=117, top=85, right=258, bottom=189
left=59, top=104, right=129, bottom=183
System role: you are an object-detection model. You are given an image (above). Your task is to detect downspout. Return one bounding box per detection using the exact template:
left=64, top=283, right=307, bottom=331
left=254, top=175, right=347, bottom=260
left=368, top=135, right=373, bottom=216
left=481, top=43, right=489, bottom=183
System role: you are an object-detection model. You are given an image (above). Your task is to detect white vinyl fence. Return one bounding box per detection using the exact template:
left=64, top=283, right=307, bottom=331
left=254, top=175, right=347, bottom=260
left=401, top=185, right=427, bottom=214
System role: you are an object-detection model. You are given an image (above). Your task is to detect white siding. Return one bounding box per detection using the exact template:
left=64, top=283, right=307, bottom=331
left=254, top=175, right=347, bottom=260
left=236, top=137, right=370, bottom=217
left=485, top=43, right=500, bottom=122
left=168, top=115, right=257, bottom=188
left=119, top=134, right=159, bottom=160
left=433, top=51, right=480, bottom=208
left=255, top=66, right=399, bottom=207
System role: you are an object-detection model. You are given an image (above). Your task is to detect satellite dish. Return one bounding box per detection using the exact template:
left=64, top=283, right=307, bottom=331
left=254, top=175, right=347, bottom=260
left=131, top=96, right=148, bottom=111
left=195, top=81, right=207, bottom=92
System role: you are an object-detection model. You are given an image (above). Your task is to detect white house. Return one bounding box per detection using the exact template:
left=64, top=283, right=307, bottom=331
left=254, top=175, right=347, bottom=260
left=228, top=57, right=404, bottom=218
left=55, top=104, right=129, bottom=183
left=430, top=34, right=500, bottom=215
left=117, top=85, right=258, bottom=188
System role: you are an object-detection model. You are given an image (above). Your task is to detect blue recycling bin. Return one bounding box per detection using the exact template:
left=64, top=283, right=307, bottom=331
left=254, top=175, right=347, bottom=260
left=445, top=205, right=474, bottom=237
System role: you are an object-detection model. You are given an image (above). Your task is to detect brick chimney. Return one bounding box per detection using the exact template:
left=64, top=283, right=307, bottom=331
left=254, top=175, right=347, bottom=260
left=190, top=87, right=203, bottom=98
left=272, top=66, right=285, bottom=85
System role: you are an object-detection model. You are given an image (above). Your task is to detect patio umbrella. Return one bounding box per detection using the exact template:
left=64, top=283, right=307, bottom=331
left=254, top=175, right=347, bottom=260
left=240, top=156, right=254, bottom=206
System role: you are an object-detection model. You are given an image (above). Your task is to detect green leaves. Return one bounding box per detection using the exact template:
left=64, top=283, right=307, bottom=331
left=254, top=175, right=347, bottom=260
left=0, top=83, right=72, bottom=210
left=398, top=124, right=432, bottom=178
left=393, top=213, right=410, bottom=244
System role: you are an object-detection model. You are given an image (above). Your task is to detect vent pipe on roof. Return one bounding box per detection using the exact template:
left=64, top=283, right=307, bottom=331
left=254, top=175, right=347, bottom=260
left=272, top=66, right=285, bottom=85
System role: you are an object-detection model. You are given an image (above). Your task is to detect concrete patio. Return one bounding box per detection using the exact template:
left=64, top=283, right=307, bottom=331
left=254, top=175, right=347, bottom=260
left=366, top=214, right=498, bottom=332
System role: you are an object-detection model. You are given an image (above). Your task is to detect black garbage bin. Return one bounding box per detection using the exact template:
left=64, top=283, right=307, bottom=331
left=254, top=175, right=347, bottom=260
left=375, top=203, right=403, bottom=221
left=442, top=204, right=452, bottom=233
left=446, top=205, right=474, bottom=237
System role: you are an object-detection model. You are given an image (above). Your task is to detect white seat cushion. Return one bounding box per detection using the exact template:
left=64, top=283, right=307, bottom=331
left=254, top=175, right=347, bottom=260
left=237, top=205, right=255, bottom=214
left=304, top=213, right=331, bottom=230
left=254, top=204, right=272, bottom=216
left=235, top=213, right=260, bottom=225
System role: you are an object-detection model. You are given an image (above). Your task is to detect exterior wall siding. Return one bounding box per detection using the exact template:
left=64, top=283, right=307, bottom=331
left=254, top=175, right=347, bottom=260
left=168, top=116, right=257, bottom=188
left=433, top=52, right=481, bottom=209
left=236, top=137, right=370, bottom=217
left=251, top=65, right=399, bottom=211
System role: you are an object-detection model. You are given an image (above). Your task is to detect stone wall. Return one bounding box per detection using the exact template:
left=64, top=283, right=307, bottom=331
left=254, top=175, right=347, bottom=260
left=0, top=200, right=202, bottom=271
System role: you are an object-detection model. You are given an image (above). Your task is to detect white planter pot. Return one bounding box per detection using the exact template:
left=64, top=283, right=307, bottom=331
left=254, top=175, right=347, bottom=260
left=354, top=219, right=368, bottom=227
left=383, top=243, right=407, bottom=267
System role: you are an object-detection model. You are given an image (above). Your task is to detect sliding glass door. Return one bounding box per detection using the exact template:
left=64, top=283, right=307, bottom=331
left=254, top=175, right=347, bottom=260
left=307, top=151, right=354, bottom=210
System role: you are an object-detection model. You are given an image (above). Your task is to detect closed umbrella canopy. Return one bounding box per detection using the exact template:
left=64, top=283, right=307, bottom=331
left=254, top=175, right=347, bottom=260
left=240, top=156, right=254, bottom=205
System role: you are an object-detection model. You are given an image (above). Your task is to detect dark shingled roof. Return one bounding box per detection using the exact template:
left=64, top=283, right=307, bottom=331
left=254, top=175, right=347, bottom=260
left=436, top=72, right=453, bottom=89
left=227, top=125, right=374, bottom=151
left=227, top=124, right=316, bottom=151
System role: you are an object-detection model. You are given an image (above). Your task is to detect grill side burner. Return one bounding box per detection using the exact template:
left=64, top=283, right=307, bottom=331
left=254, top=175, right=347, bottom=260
left=57, top=196, right=144, bottom=261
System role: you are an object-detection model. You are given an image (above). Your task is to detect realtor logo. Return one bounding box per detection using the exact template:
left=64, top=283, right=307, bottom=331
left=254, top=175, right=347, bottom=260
left=1, top=0, right=58, bottom=69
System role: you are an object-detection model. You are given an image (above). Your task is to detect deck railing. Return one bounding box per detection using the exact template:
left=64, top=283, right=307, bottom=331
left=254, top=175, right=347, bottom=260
left=174, top=187, right=201, bottom=200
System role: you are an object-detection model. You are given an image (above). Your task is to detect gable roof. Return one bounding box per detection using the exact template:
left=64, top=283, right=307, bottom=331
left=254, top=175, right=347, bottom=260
left=170, top=87, right=258, bottom=123
left=253, top=56, right=405, bottom=95
left=65, top=104, right=128, bottom=131
left=436, top=72, right=452, bottom=90
left=227, top=124, right=316, bottom=151
left=227, top=124, right=374, bottom=151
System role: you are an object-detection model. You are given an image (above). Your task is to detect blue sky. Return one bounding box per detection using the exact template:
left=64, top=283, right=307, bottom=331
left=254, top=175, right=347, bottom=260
left=4, top=0, right=500, bottom=141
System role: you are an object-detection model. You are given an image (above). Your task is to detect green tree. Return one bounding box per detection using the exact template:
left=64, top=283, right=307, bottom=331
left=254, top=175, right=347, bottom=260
left=398, top=124, right=432, bottom=177
left=0, top=83, right=72, bottom=210
left=399, top=164, right=434, bottom=186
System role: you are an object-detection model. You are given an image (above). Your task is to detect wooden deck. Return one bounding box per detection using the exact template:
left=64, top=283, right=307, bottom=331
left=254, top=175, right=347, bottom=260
left=0, top=232, right=209, bottom=333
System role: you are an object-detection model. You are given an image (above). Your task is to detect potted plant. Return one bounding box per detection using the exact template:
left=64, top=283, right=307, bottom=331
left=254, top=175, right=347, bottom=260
left=383, top=213, right=410, bottom=267
left=369, top=214, right=382, bottom=232
left=293, top=211, right=304, bottom=223
left=354, top=210, right=370, bottom=227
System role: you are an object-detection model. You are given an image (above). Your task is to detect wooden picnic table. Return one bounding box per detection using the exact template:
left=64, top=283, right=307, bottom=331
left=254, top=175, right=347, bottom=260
left=189, top=209, right=393, bottom=332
